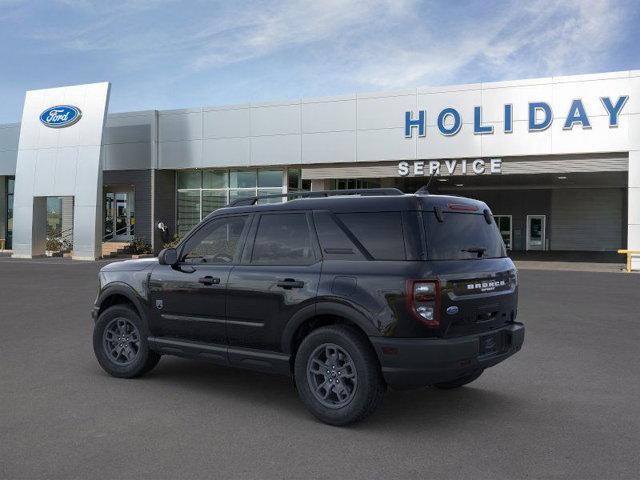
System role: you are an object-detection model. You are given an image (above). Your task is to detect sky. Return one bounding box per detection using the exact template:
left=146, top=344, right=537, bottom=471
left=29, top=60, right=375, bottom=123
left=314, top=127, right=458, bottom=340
left=0, top=0, right=639, bottom=123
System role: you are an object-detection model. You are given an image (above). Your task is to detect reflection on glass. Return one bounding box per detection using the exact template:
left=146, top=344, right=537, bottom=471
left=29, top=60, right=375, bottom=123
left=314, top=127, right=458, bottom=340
left=178, top=190, right=201, bottom=236
left=177, top=170, right=202, bottom=189
left=258, top=170, right=282, bottom=188
left=202, top=191, right=228, bottom=217
left=203, top=170, right=228, bottom=189
left=230, top=170, right=257, bottom=189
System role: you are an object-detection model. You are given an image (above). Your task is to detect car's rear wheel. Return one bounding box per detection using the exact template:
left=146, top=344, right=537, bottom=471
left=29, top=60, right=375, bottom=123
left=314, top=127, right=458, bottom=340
left=433, top=369, right=483, bottom=389
left=294, top=325, right=384, bottom=426
left=93, top=304, right=160, bottom=378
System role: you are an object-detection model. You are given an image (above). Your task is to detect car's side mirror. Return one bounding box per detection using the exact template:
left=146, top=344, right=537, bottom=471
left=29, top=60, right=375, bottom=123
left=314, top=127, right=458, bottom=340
left=158, top=248, right=178, bottom=266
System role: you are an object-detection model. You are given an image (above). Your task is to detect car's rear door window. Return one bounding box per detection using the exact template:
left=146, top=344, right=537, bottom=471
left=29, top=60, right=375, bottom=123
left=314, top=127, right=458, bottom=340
left=251, top=213, right=315, bottom=265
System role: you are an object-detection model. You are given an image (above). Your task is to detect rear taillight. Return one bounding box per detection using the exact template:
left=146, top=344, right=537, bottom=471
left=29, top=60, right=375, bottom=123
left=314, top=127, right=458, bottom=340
left=407, top=280, right=441, bottom=328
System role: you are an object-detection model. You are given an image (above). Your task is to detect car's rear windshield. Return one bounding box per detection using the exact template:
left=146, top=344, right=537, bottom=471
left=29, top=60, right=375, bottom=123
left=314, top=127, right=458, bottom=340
left=423, top=211, right=506, bottom=260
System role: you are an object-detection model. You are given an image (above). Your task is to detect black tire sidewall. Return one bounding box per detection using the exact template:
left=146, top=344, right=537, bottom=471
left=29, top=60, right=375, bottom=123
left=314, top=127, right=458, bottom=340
left=93, top=305, right=157, bottom=378
left=294, top=326, right=383, bottom=426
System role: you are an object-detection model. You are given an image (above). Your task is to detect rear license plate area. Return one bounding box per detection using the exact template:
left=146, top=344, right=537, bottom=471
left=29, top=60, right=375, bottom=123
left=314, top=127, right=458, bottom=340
left=479, top=332, right=504, bottom=356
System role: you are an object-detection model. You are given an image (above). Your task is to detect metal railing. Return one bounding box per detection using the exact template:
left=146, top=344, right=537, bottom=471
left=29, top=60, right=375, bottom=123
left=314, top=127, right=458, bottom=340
left=227, top=188, right=404, bottom=207
left=103, top=225, right=130, bottom=242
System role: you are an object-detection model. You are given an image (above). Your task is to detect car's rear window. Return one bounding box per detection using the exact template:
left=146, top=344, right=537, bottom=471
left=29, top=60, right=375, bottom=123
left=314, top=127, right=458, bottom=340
left=423, top=212, right=506, bottom=260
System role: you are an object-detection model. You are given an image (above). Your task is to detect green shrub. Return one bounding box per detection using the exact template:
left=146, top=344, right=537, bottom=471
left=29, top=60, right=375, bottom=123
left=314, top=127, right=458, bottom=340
left=163, top=234, right=182, bottom=249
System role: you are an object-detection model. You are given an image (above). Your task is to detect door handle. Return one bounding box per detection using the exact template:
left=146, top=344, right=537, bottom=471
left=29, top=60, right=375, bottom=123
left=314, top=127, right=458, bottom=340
left=277, top=278, right=304, bottom=289
left=198, top=276, right=221, bottom=286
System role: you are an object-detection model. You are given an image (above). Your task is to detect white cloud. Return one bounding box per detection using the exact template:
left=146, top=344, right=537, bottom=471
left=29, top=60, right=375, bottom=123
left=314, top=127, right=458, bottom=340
left=16, top=0, right=630, bottom=91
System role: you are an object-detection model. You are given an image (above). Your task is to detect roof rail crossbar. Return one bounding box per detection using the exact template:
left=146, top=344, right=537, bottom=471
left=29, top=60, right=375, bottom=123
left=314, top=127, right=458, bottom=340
left=227, top=188, right=404, bottom=207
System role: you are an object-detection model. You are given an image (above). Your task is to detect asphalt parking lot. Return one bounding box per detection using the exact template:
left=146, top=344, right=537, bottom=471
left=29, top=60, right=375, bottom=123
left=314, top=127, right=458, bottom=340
left=0, top=258, right=639, bottom=479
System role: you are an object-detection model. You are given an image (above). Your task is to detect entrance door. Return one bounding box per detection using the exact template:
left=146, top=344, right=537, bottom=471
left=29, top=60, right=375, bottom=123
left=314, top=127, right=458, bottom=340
left=494, top=215, right=512, bottom=250
left=526, top=215, right=546, bottom=251
left=104, top=189, right=134, bottom=241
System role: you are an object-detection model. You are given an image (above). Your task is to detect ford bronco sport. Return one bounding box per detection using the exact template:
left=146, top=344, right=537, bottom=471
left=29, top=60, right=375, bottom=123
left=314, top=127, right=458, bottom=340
left=92, top=188, right=524, bottom=425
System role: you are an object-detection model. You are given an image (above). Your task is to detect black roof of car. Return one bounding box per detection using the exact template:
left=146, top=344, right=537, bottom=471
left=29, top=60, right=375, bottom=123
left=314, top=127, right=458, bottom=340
left=208, top=191, right=491, bottom=218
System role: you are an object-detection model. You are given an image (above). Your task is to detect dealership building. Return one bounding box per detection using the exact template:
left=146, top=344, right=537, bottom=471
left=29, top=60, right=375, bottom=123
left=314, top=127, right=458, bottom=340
left=0, top=70, right=639, bottom=269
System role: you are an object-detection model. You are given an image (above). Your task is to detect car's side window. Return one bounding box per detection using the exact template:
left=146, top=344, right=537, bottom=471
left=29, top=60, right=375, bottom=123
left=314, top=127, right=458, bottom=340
left=182, top=215, right=248, bottom=264
left=251, top=213, right=314, bottom=265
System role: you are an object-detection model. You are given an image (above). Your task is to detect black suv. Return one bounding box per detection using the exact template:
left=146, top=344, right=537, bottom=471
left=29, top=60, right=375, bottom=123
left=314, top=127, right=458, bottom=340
left=92, top=189, right=524, bottom=425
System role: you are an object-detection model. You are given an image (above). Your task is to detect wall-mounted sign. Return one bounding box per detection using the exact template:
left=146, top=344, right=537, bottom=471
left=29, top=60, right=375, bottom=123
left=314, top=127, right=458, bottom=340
left=398, top=158, right=502, bottom=176
left=404, top=96, right=628, bottom=138
left=39, top=105, right=82, bottom=128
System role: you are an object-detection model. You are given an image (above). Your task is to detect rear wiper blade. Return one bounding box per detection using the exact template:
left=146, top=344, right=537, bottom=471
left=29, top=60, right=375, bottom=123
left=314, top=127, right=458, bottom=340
left=461, top=247, right=487, bottom=258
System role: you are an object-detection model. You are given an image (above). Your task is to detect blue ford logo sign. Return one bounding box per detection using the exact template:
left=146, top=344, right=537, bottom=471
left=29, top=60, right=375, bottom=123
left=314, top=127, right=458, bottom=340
left=446, top=306, right=459, bottom=315
left=39, top=105, right=82, bottom=128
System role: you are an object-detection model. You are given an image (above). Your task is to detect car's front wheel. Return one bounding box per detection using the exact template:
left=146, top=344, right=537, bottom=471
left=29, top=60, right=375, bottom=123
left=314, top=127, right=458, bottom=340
left=93, top=304, right=160, bottom=378
left=294, top=325, right=385, bottom=426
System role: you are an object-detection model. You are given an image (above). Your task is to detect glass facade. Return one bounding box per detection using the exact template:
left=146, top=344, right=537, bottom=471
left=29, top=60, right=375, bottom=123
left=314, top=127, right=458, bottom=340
left=176, top=168, right=286, bottom=236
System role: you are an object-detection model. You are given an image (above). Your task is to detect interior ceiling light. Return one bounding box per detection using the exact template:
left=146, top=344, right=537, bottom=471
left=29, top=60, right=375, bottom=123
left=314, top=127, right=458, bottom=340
left=557, top=176, right=568, bottom=180
left=437, top=178, right=448, bottom=182
left=455, top=183, right=464, bottom=187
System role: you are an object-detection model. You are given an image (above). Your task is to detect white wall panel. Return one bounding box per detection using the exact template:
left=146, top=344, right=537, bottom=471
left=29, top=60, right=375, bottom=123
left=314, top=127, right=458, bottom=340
left=251, top=103, right=300, bottom=136
left=302, top=99, right=356, bottom=133
left=203, top=107, right=250, bottom=139
left=481, top=120, right=552, bottom=157
left=357, top=128, right=415, bottom=162
left=550, top=115, right=629, bottom=155
left=159, top=110, right=202, bottom=142
left=302, top=131, right=356, bottom=164
left=417, top=87, right=481, bottom=126
left=104, top=142, right=152, bottom=170
left=159, top=140, right=202, bottom=169
left=202, top=137, right=251, bottom=167
left=251, top=134, right=300, bottom=165
left=417, top=125, right=482, bottom=159
left=481, top=82, right=554, bottom=123
left=357, top=94, right=417, bottom=130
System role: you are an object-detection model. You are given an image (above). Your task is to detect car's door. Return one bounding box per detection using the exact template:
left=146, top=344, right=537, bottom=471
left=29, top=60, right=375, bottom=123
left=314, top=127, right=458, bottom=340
left=226, top=211, right=321, bottom=352
left=148, top=213, right=251, bottom=345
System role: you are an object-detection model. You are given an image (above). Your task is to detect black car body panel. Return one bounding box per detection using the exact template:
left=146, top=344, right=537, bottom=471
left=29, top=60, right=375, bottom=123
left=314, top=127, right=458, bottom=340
left=93, top=192, right=524, bottom=388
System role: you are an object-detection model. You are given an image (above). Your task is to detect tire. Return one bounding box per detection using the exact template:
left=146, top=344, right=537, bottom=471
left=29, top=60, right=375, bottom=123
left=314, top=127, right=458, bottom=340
left=294, top=325, right=385, bottom=426
left=433, top=369, right=484, bottom=390
left=93, top=304, right=160, bottom=378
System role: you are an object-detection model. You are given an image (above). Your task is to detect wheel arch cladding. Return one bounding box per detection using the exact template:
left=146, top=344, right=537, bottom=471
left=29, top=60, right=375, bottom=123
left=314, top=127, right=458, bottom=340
left=97, top=285, right=147, bottom=323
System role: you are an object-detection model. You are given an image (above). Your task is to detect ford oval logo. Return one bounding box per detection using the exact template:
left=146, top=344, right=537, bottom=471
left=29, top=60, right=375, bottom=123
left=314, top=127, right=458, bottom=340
left=39, top=105, right=82, bottom=128
left=446, top=306, right=459, bottom=315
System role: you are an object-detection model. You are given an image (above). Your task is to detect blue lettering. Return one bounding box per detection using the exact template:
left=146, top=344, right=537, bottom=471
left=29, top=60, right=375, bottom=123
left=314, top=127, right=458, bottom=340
left=437, top=108, right=461, bottom=136
left=563, top=99, right=591, bottom=130
left=473, top=106, right=493, bottom=134
left=405, top=110, right=425, bottom=138
left=601, top=96, right=628, bottom=127
left=504, top=104, right=513, bottom=133
left=529, top=102, right=552, bottom=131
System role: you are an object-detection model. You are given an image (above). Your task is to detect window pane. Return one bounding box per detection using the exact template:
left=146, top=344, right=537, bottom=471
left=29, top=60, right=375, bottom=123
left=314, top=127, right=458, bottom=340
left=423, top=212, right=506, bottom=260
left=337, top=212, right=406, bottom=260
left=203, top=170, right=228, bottom=189
left=252, top=213, right=314, bottom=265
left=287, top=168, right=300, bottom=190
left=177, top=170, right=201, bottom=189
left=257, top=189, right=283, bottom=204
left=258, top=169, right=282, bottom=188
left=202, top=190, right=227, bottom=217
left=7, top=178, right=14, bottom=194
left=177, top=190, right=201, bottom=236
left=230, top=170, right=257, bottom=188
left=229, top=189, right=255, bottom=203
left=183, top=216, right=248, bottom=264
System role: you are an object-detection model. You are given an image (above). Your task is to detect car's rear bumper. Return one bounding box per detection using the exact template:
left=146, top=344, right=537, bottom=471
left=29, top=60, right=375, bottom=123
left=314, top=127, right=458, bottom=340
left=370, top=323, right=524, bottom=389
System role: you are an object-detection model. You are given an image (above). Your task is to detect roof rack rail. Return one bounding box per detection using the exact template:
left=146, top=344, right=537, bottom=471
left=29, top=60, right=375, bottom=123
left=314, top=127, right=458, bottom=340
left=227, top=188, right=404, bottom=207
